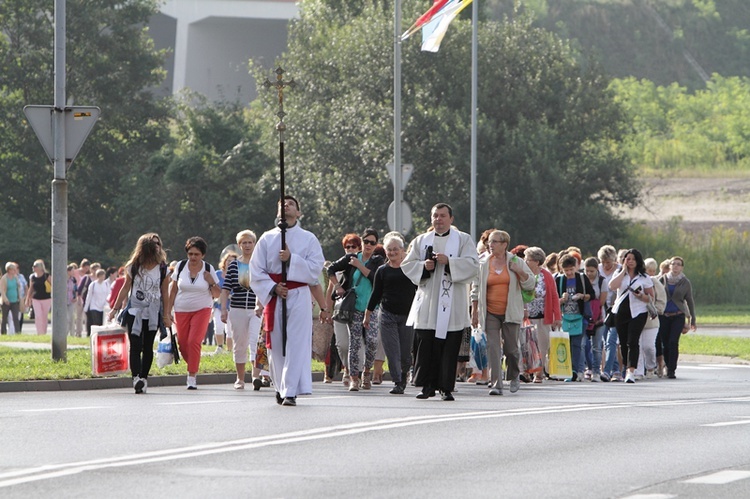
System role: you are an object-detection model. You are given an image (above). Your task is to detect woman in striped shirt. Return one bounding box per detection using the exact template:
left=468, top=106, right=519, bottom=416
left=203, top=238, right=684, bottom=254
left=220, top=230, right=263, bottom=390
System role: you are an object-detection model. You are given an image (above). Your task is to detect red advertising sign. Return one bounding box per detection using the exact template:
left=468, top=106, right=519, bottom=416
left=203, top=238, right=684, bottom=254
left=90, top=325, right=130, bottom=376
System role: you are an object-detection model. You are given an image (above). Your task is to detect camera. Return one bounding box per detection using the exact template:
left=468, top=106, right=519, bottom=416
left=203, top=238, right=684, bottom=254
left=425, top=245, right=437, bottom=262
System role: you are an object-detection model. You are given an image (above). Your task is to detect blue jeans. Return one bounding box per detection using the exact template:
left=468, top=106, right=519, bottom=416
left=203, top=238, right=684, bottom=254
left=587, top=324, right=605, bottom=374
left=570, top=333, right=585, bottom=375
left=602, top=325, right=621, bottom=376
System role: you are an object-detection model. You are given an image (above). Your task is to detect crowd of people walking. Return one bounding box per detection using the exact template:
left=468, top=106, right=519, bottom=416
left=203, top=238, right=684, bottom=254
left=2, top=199, right=697, bottom=404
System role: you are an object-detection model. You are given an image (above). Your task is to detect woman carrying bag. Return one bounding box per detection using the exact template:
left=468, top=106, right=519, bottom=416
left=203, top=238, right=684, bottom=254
left=110, top=233, right=171, bottom=394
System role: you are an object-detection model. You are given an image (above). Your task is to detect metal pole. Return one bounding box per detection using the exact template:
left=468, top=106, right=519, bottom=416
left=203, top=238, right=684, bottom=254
left=51, top=0, right=67, bottom=361
left=394, top=0, right=403, bottom=234
left=470, top=0, right=478, bottom=241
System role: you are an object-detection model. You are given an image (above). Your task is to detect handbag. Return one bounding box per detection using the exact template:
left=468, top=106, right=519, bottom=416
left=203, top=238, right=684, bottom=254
left=332, top=288, right=357, bottom=323
left=646, top=298, right=659, bottom=320
left=332, top=272, right=362, bottom=323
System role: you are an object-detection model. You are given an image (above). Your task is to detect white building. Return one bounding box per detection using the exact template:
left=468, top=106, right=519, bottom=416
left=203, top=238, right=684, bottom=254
left=150, top=0, right=298, bottom=103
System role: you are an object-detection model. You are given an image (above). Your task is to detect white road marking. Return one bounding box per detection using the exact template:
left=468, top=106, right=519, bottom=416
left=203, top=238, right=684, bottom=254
left=683, top=470, right=750, bottom=484
left=678, top=366, right=729, bottom=370
left=19, top=406, right=111, bottom=412
left=1, top=395, right=749, bottom=488
left=622, top=494, right=676, bottom=499
left=702, top=417, right=750, bottom=427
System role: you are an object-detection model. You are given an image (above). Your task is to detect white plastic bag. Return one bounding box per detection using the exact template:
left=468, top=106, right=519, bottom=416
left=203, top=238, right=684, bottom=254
left=156, top=335, right=174, bottom=368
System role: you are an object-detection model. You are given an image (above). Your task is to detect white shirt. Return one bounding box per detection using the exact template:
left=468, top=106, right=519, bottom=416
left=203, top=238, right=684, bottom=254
left=171, top=262, right=219, bottom=312
left=84, top=279, right=110, bottom=312
left=612, top=272, right=654, bottom=318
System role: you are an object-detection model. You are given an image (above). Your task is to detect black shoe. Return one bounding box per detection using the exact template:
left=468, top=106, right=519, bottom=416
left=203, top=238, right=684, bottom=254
left=415, top=388, right=435, bottom=399
left=262, top=377, right=271, bottom=388
left=441, top=391, right=455, bottom=401
left=389, top=384, right=405, bottom=395
left=667, top=372, right=677, bottom=379
left=253, top=378, right=262, bottom=391
left=282, top=397, right=297, bottom=406
left=275, top=392, right=283, bottom=405
left=134, top=378, right=144, bottom=394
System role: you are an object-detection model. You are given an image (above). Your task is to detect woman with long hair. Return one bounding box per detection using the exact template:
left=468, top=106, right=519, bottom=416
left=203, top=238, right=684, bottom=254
left=110, top=233, right=170, bottom=394
left=608, top=249, right=655, bottom=384
left=658, top=256, right=697, bottom=379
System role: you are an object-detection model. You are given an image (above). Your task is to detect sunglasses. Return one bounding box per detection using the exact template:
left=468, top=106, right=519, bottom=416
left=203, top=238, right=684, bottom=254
left=345, top=244, right=359, bottom=249
left=363, top=240, right=377, bottom=246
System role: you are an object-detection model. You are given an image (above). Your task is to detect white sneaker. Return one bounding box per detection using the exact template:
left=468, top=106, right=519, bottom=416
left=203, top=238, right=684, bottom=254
left=187, top=376, right=197, bottom=390
left=141, top=378, right=148, bottom=394
left=213, top=346, right=224, bottom=356
left=625, top=371, right=636, bottom=384
left=133, top=376, right=144, bottom=394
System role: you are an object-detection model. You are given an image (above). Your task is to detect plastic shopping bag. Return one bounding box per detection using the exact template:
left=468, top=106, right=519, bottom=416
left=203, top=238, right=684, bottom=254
left=548, top=329, right=573, bottom=380
left=156, top=328, right=179, bottom=368
left=520, top=320, right=543, bottom=374
left=470, top=327, right=488, bottom=371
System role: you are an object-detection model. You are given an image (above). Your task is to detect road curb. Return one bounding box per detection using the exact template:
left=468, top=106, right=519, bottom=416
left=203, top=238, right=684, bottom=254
left=0, top=372, right=329, bottom=393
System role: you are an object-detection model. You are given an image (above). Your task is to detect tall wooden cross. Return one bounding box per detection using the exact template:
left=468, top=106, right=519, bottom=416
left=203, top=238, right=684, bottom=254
left=263, top=67, right=296, bottom=355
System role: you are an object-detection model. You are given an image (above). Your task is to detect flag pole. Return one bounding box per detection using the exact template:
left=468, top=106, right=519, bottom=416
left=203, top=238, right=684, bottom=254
left=470, top=0, right=478, bottom=241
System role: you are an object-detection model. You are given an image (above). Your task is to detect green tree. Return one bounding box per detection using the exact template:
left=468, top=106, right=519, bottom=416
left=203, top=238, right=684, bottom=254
left=128, top=94, right=278, bottom=263
left=0, top=0, right=170, bottom=264
left=262, top=0, right=639, bottom=255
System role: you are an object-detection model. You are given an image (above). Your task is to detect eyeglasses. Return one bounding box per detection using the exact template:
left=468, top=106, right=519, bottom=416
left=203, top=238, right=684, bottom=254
left=363, top=240, right=377, bottom=246
left=344, top=245, right=359, bottom=249
left=488, top=239, right=507, bottom=244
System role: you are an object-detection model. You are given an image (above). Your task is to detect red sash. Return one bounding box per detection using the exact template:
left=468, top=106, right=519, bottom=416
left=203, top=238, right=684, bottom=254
left=263, top=273, right=306, bottom=348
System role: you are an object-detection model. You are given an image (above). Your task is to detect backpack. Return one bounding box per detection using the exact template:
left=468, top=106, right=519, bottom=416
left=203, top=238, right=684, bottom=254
left=176, top=259, right=211, bottom=277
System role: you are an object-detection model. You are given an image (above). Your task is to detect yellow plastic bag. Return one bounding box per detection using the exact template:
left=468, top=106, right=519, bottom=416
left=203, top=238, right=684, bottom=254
left=548, top=329, right=572, bottom=380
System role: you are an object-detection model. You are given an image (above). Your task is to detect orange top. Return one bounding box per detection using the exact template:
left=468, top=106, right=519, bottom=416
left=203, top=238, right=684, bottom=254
left=487, top=256, right=510, bottom=315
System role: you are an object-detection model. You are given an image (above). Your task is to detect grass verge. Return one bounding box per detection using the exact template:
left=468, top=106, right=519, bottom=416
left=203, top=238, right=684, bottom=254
left=0, top=337, right=325, bottom=382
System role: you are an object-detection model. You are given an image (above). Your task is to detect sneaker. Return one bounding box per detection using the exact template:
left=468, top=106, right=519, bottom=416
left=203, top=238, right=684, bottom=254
left=187, top=376, right=197, bottom=390
left=600, top=372, right=611, bottom=382
left=275, top=392, right=283, bottom=405
left=645, top=369, right=655, bottom=379
left=611, top=372, right=623, bottom=382
left=509, top=379, right=520, bottom=393
left=234, top=379, right=245, bottom=390
left=323, top=376, right=333, bottom=384
left=133, top=376, right=144, bottom=394
left=342, top=374, right=351, bottom=386
left=141, top=378, right=148, bottom=394
left=565, top=372, right=579, bottom=383
left=348, top=377, right=360, bottom=392
left=261, top=377, right=271, bottom=388
left=441, top=391, right=455, bottom=401
left=584, top=369, right=592, bottom=381
left=362, top=372, right=372, bottom=390
left=489, top=387, right=503, bottom=396
left=282, top=397, right=297, bottom=406
left=625, top=371, right=636, bottom=383
left=533, top=375, right=543, bottom=384
left=213, top=346, right=225, bottom=356
left=389, top=384, right=405, bottom=395
left=590, top=373, right=599, bottom=383
left=252, top=378, right=262, bottom=391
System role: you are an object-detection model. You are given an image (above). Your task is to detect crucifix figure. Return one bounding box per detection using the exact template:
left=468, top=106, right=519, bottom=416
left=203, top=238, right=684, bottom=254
left=263, top=67, right=296, bottom=355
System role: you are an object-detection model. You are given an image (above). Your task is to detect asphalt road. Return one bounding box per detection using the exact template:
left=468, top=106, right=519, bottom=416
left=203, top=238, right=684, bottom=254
left=2, top=361, right=750, bottom=498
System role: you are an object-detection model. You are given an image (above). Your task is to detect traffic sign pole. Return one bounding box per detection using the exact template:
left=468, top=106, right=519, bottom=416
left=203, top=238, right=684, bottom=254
left=51, top=0, right=67, bottom=361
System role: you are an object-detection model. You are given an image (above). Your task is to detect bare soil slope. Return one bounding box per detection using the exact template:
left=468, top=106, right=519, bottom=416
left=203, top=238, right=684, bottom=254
left=618, top=177, right=750, bottom=233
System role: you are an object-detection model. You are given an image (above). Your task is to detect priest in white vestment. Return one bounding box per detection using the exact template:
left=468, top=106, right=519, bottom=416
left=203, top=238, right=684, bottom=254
left=402, top=203, right=478, bottom=401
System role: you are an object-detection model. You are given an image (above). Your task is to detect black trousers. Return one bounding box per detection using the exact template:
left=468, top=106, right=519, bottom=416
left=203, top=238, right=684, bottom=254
left=126, top=316, right=158, bottom=379
left=659, top=313, right=686, bottom=375
left=413, top=328, right=463, bottom=393
left=616, top=309, right=648, bottom=370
